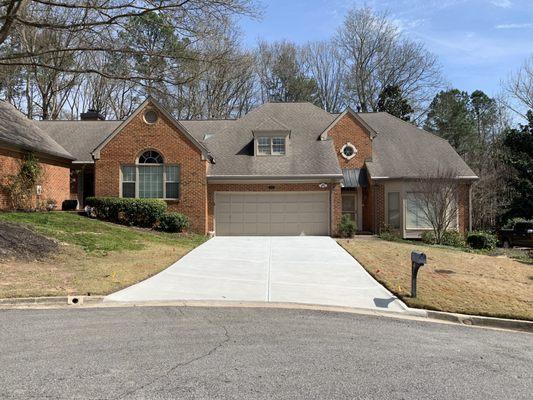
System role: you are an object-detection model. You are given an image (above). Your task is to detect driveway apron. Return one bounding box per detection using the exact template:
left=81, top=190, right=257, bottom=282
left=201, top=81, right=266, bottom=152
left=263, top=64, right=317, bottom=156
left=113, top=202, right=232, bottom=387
left=105, top=236, right=406, bottom=313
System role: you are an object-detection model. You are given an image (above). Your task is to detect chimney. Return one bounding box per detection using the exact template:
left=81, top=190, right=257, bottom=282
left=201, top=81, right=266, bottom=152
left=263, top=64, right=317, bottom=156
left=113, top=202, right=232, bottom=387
left=80, top=108, right=105, bottom=121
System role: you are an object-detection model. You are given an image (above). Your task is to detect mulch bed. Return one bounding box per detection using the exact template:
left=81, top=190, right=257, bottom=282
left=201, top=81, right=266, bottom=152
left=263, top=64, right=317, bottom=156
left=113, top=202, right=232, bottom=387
left=0, top=221, right=58, bottom=261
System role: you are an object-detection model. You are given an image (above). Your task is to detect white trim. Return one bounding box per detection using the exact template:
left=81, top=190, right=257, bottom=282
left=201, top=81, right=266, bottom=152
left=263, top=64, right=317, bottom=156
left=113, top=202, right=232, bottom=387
left=340, top=142, right=357, bottom=160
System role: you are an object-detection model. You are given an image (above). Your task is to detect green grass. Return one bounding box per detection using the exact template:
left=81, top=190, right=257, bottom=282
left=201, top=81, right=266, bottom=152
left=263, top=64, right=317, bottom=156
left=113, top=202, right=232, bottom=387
left=0, top=211, right=208, bottom=298
left=0, top=211, right=206, bottom=255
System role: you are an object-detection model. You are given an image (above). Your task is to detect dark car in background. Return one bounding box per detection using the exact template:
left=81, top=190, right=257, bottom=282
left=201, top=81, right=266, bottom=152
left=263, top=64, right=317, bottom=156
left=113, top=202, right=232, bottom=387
left=499, top=221, right=533, bottom=248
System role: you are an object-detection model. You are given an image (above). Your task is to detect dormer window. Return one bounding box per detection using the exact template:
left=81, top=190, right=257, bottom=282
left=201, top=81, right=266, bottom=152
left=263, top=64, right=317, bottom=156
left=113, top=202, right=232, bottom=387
left=256, top=136, right=286, bottom=155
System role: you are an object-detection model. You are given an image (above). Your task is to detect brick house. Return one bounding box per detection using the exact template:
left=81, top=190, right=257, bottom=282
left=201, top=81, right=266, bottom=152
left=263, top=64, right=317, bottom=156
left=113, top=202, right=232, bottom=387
left=0, top=101, right=73, bottom=209
left=1, top=98, right=477, bottom=237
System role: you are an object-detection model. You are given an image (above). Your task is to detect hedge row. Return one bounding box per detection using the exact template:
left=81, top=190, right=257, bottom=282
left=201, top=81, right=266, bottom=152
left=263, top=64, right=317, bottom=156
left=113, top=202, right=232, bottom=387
left=85, top=197, right=188, bottom=232
left=420, top=230, right=497, bottom=250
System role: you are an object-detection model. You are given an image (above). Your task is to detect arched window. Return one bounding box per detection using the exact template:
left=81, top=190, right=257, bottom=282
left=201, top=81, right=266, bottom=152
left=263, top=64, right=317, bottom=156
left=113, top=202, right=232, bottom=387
left=121, top=150, right=180, bottom=200
left=138, top=150, right=163, bottom=164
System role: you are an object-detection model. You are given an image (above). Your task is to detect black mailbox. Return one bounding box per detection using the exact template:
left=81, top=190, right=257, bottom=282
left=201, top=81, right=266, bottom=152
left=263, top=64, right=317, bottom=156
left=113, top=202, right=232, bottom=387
left=411, top=251, right=426, bottom=265
left=410, top=251, right=426, bottom=298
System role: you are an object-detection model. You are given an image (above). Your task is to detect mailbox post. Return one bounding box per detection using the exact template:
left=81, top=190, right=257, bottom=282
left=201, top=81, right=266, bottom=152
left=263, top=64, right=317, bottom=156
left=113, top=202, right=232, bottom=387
left=410, top=251, right=426, bottom=298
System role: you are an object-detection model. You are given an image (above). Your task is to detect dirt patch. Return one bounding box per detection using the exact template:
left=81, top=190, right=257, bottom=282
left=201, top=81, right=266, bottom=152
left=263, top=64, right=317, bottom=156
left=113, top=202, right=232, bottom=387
left=0, top=221, right=58, bottom=261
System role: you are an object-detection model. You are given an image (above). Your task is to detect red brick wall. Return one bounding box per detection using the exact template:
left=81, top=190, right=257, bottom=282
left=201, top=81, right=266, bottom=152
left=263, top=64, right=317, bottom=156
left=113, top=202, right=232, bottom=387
left=208, top=182, right=342, bottom=235
left=0, top=148, right=70, bottom=210
left=372, top=183, right=385, bottom=233
left=94, top=106, right=209, bottom=233
left=327, top=112, right=372, bottom=168
left=327, top=112, right=374, bottom=232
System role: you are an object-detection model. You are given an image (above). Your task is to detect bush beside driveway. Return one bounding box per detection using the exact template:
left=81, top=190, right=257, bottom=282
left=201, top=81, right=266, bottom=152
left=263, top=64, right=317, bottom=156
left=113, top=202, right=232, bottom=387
left=339, top=237, right=533, bottom=321
left=0, top=212, right=206, bottom=298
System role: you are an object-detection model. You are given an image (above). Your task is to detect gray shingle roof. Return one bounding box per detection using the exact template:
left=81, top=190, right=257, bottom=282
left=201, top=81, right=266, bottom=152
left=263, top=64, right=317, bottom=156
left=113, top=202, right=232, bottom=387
left=179, top=119, right=236, bottom=142
left=0, top=101, right=73, bottom=160
left=200, top=102, right=342, bottom=178
left=36, top=120, right=121, bottom=162
left=357, top=112, right=477, bottom=179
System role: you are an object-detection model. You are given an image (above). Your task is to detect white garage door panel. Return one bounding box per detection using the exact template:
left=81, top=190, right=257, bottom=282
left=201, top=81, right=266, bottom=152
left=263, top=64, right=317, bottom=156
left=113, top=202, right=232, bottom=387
left=215, top=192, right=329, bottom=236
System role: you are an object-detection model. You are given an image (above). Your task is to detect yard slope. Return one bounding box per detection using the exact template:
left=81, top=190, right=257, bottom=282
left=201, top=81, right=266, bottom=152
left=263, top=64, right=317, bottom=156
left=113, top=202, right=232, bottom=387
left=0, top=212, right=206, bottom=298
left=339, top=237, right=533, bottom=321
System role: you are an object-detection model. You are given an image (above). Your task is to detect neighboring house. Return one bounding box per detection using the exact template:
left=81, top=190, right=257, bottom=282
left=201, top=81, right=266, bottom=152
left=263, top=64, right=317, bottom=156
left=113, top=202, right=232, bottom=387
left=0, top=98, right=477, bottom=237
left=0, top=101, right=74, bottom=209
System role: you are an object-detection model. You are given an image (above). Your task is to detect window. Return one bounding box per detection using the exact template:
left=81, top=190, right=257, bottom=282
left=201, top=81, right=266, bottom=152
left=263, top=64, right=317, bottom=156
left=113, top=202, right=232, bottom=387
left=143, top=110, right=158, bottom=124
left=342, top=193, right=357, bottom=223
left=165, top=165, right=180, bottom=199
left=257, top=136, right=286, bottom=155
left=257, top=137, right=271, bottom=155
left=406, top=193, right=432, bottom=229
left=121, top=166, right=136, bottom=198
left=387, top=192, right=400, bottom=229
left=340, top=143, right=357, bottom=160
left=272, top=137, right=286, bottom=154
left=138, top=150, right=163, bottom=164
left=121, top=150, right=180, bottom=199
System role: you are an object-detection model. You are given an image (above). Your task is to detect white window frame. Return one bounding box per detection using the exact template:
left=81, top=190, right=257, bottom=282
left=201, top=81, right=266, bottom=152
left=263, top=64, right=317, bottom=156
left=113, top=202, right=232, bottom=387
left=120, top=150, right=180, bottom=200
left=387, top=192, right=401, bottom=229
left=256, top=136, right=286, bottom=156
left=341, top=192, right=358, bottom=223
left=340, top=142, right=357, bottom=160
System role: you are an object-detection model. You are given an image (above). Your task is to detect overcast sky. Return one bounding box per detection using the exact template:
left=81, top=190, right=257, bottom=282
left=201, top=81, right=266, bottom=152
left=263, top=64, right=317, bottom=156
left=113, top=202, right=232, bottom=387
left=240, top=0, right=533, bottom=98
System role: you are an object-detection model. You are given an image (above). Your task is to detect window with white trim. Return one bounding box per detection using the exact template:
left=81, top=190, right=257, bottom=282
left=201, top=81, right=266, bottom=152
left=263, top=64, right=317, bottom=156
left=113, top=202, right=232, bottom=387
left=341, top=192, right=358, bottom=223
left=256, top=136, right=286, bottom=155
left=272, top=137, right=286, bottom=154
left=121, top=150, right=180, bottom=200
left=406, top=192, right=432, bottom=229
left=387, top=192, right=400, bottom=229
left=257, top=137, right=271, bottom=155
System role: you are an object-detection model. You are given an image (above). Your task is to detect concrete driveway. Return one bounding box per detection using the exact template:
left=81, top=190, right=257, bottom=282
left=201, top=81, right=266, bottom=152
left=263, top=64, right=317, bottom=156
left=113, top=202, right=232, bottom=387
left=105, top=236, right=407, bottom=312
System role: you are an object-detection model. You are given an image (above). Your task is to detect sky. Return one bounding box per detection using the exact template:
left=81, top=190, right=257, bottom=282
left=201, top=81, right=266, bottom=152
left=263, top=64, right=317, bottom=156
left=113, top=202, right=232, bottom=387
left=239, top=0, right=533, bottom=99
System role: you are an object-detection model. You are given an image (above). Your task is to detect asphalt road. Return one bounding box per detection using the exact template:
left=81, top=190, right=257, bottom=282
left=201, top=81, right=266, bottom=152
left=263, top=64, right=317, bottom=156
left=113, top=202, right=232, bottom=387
left=0, top=307, right=531, bottom=400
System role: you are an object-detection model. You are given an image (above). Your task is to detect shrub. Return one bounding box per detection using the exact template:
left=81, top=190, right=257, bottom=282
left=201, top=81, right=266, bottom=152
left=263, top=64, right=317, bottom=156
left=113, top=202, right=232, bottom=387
left=62, top=199, right=78, bottom=211
left=85, top=197, right=167, bottom=228
left=338, top=214, right=356, bottom=238
left=157, top=212, right=189, bottom=233
left=421, top=230, right=466, bottom=247
left=0, top=153, right=42, bottom=210
left=378, top=225, right=402, bottom=242
left=467, top=231, right=498, bottom=250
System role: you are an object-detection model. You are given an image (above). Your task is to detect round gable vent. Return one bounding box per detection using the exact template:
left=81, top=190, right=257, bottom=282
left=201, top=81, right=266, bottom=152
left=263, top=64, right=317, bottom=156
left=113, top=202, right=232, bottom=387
left=341, top=142, right=357, bottom=160
left=143, top=110, right=158, bottom=124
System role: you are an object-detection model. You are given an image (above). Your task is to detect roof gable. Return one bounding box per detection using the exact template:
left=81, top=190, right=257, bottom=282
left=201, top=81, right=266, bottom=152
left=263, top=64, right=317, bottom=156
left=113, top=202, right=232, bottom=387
left=92, top=97, right=212, bottom=160
left=319, top=108, right=376, bottom=141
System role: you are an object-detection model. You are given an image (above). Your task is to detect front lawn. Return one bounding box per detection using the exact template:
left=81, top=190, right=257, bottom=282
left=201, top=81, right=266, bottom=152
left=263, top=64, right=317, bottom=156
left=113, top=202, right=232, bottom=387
left=0, top=212, right=207, bottom=298
left=339, top=237, right=533, bottom=320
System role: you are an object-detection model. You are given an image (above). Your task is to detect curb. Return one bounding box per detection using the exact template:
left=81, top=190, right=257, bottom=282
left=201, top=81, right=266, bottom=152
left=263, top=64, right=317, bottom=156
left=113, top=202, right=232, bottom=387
left=0, top=296, right=104, bottom=307
left=0, top=296, right=531, bottom=333
left=422, top=309, right=533, bottom=333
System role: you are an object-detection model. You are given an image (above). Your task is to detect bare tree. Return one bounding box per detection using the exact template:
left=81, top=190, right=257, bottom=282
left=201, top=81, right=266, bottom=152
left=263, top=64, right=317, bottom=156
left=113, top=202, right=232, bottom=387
left=506, top=55, right=533, bottom=117
left=411, top=168, right=462, bottom=243
left=0, top=0, right=258, bottom=86
left=301, top=40, right=346, bottom=112
left=334, top=7, right=442, bottom=121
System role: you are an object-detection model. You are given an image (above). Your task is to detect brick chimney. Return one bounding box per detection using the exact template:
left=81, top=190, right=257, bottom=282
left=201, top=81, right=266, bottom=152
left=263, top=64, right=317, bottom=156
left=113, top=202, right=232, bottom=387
left=80, top=109, right=105, bottom=121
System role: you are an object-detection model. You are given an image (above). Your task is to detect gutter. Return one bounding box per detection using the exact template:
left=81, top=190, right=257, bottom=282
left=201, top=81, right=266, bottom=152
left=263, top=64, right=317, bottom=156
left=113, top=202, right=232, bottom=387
left=207, top=174, right=343, bottom=182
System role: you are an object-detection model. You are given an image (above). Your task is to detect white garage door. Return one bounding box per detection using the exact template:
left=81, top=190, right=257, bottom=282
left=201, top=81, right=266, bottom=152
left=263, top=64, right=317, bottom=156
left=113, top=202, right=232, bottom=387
left=215, top=192, right=330, bottom=236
